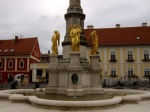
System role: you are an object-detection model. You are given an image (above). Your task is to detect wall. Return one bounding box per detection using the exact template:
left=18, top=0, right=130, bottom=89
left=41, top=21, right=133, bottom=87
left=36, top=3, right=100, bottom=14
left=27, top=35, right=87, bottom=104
left=87, top=45, right=150, bottom=80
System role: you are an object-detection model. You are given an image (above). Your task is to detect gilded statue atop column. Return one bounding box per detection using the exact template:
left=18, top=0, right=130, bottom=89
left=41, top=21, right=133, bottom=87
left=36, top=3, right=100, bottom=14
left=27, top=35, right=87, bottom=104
left=90, top=30, right=98, bottom=55
left=69, top=24, right=81, bottom=52
left=51, top=30, right=60, bottom=54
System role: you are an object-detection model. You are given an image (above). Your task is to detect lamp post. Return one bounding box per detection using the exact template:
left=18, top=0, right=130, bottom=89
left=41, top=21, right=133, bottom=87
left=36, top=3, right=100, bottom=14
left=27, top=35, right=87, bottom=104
left=103, top=71, right=107, bottom=87
left=148, top=75, right=150, bottom=88
left=104, top=71, right=108, bottom=87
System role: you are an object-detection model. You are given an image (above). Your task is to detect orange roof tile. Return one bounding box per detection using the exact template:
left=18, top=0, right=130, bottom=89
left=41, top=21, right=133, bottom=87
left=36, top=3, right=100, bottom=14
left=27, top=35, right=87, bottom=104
left=0, top=37, right=37, bottom=56
left=84, top=26, right=150, bottom=47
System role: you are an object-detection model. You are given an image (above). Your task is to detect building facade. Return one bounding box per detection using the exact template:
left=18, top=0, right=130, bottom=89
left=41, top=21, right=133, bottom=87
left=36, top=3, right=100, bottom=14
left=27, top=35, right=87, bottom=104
left=84, top=23, right=150, bottom=86
left=30, top=52, right=50, bottom=83
left=30, top=53, right=64, bottom=83
left=0, top=36, right=41, bottom=83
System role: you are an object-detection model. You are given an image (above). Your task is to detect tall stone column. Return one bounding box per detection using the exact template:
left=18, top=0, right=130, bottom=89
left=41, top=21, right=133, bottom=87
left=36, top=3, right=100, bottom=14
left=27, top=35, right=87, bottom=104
left=62, top=0, right=87, bottom=59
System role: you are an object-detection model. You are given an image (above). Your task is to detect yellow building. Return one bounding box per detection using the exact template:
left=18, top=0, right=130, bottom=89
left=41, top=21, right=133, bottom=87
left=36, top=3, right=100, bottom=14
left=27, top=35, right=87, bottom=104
left=84, top=23, right=150, bottom=86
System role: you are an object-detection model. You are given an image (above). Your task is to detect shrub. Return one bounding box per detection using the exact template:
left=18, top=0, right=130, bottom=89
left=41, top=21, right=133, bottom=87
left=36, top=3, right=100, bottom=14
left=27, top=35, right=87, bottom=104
left=118, top=81, right=124, bottom=86
left=10, top=81, right=18, bottom=89
left=132, top=81, right=138, bottom=86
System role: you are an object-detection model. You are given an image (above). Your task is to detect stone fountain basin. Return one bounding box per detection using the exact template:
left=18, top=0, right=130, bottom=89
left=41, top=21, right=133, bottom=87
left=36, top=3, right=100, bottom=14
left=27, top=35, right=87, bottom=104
left=0, top=89, right=150, bottom=109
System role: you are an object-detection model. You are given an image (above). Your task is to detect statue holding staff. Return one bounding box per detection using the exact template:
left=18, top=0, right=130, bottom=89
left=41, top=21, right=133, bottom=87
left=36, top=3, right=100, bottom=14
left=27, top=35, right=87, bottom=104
left=51, top=30, right=60, bottom=54
left=69, top=24, right=81, bottom=52
left=90, top=30, right=98, bottom=55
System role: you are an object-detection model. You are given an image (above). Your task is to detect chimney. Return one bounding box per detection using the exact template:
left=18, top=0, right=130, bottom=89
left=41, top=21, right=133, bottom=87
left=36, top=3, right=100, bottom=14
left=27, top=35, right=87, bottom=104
left=142, top=23, right=147, bottom=27
left=87, top=25, right=94, bottom=29
left=48, top=50, right=50, bottom=56
left=116, top=24, right=120, bottom=28
left=48, top=50, right=50, bottom=62
left=14, top=36, right=19, bottom=43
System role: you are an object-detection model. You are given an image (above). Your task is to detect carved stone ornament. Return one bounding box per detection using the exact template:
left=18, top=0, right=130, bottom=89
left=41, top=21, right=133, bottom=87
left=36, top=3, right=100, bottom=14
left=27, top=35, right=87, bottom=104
left=71, top=74, right=78, bottom=84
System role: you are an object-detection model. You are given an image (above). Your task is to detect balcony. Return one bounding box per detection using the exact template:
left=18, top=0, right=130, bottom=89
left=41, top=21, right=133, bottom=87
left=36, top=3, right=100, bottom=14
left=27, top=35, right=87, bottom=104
left=144, top=74, right=150, bottom=78
left=128, top=74, right=137, bottom=78
left=142, top=59, right=150, bottom=62
left=109, top=59, right=117, bottom=62
left=126, top=59, right=134, bottom=62
left=110, top=74, right=118, bottom=77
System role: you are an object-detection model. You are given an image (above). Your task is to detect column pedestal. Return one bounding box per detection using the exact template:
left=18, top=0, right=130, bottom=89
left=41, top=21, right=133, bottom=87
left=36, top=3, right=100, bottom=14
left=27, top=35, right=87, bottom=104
left=90, top=54, right=104, bottom=94
left=69, top=52, right=82, bottom=69
left=46, top=54, right=59, bottom=94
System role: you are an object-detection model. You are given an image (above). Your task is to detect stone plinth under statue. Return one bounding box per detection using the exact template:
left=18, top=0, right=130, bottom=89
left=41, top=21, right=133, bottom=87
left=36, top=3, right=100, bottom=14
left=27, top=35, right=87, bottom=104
left=46, top=52, right=103, bottom=96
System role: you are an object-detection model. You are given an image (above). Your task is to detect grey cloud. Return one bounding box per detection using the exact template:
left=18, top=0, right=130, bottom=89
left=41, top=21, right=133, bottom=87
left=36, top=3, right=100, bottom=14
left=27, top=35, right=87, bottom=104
left=0, top=0, right=150, bottom=54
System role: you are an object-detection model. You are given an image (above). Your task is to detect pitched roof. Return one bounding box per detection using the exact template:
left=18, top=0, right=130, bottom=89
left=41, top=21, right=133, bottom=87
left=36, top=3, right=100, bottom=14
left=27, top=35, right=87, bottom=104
left=0, top=37, right=37, bottom=56
left=84, top=26, right=150, bottom=47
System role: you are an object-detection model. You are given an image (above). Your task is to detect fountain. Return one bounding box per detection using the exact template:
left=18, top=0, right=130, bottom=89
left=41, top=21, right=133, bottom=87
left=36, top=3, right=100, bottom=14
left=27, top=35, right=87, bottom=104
left=1, top=0, right=150, bottom=110
left=45, top=0, right=103, bottom=96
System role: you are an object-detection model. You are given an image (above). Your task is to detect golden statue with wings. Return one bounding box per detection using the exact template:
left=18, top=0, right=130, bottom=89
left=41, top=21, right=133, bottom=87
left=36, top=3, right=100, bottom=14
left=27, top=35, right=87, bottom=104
left=90, top=30, right=98, bottom=55
left=51, top=30, right=60, bottom=54
left=69, top=24, right=81, bottom=52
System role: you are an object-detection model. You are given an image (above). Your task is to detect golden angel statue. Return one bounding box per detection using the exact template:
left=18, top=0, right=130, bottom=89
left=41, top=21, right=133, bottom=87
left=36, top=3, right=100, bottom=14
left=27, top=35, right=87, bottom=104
left=90, top=30, right=98, bottom=54
left=51, top=30, right=60, bottom=54
left=69, top=24, right=81, bottom=51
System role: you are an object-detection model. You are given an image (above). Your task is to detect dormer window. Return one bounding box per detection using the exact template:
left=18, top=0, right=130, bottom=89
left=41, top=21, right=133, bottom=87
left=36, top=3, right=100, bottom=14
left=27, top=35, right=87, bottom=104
left=10, top=49, right=14, bottom=52
left=4, top=49, right=8, bottom=52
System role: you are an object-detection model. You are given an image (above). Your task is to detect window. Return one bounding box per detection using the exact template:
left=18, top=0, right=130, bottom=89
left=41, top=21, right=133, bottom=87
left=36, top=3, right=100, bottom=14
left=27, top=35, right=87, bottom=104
left=144, top=68, right=150, bottom=76
left=8, top=59, right=13, bottom=68
left=0, top=61, right=2, bottom=68
left=0, top=74, right=2, bottom=80
left=144, top=51, right=149, bottom=60
left=111, top=68, right=116, bottom=75
left=4, top=49, right=8, bottom=52
left=19, top=59, right=24, bottom=68
left=127, top=51, right=133, bottom=60
left=110, top=51, right=116, bottom=60
left=128, top=68, right=134, bottom=75
left=10, top=49, right=14, bottom=52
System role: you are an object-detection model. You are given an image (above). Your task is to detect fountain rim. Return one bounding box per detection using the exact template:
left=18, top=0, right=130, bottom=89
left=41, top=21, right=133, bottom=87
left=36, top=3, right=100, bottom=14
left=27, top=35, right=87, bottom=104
left=0, top=88, right=150, bottom=109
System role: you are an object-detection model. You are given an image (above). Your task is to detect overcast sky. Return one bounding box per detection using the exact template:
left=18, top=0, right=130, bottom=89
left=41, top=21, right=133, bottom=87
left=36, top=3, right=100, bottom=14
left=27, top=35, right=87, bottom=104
left=0, top=0, right=150, bottom=54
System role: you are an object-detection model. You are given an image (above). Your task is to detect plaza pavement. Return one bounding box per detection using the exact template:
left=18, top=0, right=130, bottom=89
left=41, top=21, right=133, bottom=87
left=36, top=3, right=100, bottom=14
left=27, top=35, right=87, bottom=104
left=1, top=98, right=150, bottom=112
left=1, top=83, right=150, bottom=112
